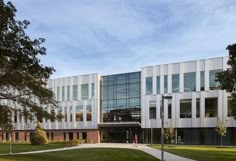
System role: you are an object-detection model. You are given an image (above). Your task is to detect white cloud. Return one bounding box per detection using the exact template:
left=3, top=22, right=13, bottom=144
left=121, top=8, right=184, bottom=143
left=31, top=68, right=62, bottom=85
left=10, top=0, right=236, bottom=78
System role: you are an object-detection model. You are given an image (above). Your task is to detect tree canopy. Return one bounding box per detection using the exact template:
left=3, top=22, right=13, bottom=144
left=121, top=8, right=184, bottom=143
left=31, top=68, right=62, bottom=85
left=216, top=43, right=236, bottom=95
left=0, top=0, right=57, bottom=131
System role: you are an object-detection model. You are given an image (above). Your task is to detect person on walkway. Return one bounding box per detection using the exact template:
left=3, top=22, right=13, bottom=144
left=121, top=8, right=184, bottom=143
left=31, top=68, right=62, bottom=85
left=133, top=134, right=138, bottom=147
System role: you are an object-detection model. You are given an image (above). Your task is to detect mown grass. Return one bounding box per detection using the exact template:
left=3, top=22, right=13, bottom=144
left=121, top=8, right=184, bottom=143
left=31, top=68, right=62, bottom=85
left=152, top=144, right=236, bottom=161
left=0, top=142, right=65, bottom=154
left=0, top=148, right=159, bottom=161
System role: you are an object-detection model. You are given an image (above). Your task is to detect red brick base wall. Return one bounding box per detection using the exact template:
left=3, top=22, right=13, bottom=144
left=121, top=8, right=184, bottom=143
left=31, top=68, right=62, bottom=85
left=0, top=129, right=100, bottom=143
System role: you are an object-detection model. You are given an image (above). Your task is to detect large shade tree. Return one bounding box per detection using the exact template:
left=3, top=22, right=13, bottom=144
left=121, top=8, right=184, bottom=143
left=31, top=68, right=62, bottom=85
left=216, top=43, right=236, bottom=118
left=216, top=43, right=236, bottom=94
left=0, top=0, right=57, bottom=131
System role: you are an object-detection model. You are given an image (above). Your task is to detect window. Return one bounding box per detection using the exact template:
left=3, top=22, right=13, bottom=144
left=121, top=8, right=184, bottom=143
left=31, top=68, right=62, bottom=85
left=146, top=77, right=152, bottom=95
left=196, top=98, right=200, bottom=118
left=77, top=132, right=80, bottom=139
left=67, top=86, right=70, bottom=101
left=57, top=87, right=60, bottom=101
left=69, top=132, right=73, bottom=140
left=63, top=132, right=66, bottom=141
left=164, top=75, right=168, bottom=93
left=91, top=83, right=95, bottom=98
left=73, top=85, right=78, bottom=100
left=172, top=74, right=179, bottom=93
left=62, top=86, right=65, bottom=101
left=200, top=71, right=205, bottom=91
left=15, top=132, right=19, bottom=141
left=184, top=72, right=196, bottom=92
left=64, top=106, right=67, bottom=122
left=209, top=70, right=221, bottom=90
left=205, top=98, right=218, bottom=117
left=86, top=105, right=92, bottom=121
left=46, top=132, right=49, bottom=139
left=149, top=101, right=156, bottom=119
left=82, top=132, right=87, bottom=140
left=76, top=105, right=83, bottom=121
left=168, top=100, right=172, bottom=119
left=228, top=97, right=236, bottom=117
left=51, top=132, right=54, bottom=141
left=156, top=76, right=160, bottom=94
left=70, top=106, right=73, bottom=122
left=58, top=107, right=62, bottom=122
left=180, top=99, right=192, bottom=118
left=81, top=84, right=89, bottom=100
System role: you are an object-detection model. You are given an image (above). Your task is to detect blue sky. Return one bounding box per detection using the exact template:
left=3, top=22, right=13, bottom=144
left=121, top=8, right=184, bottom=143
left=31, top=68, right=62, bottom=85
left=10, top=0, right=236, bottom=78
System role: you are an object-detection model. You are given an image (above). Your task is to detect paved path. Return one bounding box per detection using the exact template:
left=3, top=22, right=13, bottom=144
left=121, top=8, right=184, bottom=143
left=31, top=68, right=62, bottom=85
left=0, top=143, right=196, bottom=161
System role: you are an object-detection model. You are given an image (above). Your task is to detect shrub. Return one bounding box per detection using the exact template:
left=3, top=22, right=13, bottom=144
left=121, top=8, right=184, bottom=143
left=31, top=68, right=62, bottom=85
left=66, top=140, right=80, bottom=147
left=30, top=122, right=48, bottom=145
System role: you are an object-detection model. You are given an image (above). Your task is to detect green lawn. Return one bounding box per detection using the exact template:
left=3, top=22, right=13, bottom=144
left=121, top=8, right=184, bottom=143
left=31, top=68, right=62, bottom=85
left=0, top=148, right=159, bottom=161
left=152, top=145, right=236, bottom=161
left=0, top=143, right=65, bottom=154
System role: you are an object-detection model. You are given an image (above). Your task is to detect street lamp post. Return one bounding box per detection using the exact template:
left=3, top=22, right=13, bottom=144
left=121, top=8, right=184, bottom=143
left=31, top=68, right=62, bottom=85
left=161, top=95, right=172, bottom=161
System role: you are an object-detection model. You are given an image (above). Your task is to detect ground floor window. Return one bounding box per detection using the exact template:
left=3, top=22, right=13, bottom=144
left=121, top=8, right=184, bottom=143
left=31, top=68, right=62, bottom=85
left=69, top=132, right=73, bottom=140
left=77, top=132, right=79, bottom=139
left=15, top=132, right=19, bottom=141
left=82, top=132, right=87, bottom=141
left=63, top=132, right=66, bottom=141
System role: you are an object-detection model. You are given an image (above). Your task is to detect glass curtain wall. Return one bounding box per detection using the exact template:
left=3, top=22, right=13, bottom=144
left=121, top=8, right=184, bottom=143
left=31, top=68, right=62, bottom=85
left=101, top=72, right=141, bottom=122
left=184, top=72, right=196, bottom=92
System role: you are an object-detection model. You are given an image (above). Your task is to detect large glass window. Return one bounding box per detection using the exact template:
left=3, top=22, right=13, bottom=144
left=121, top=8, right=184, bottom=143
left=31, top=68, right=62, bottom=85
left=70, top=106, right=73, bottom=122
left=62, top=86, right=65, bottom=101
left=101, top=72, right=141, bottom=122
left=149, top=101, right=156, bottom=119
left=205, top=98, right=218, bottom=117
left=81, top=84, right=89, bottom=100
left=156, top=76, right=160, bottom=94
left=184, top=72, right=196, bottom=92
left=209, top=70, right=221, bottom=90
left=196, top=98, right=200, bottom=118
left=67, top=86, right=70, bottom=101
left=164, top=75, right=168, bottom=93
left=200, top=71, right=205, bottom=91
left=180, top=99, right=192, bottom=118
left=64, top=106, right=67, bottom=122
left=172, top=74, right=179, bottom=93
left=57, top=87, right=60, bottom=101
left=58, top=106, right=62, bottom=122
left=73, top=85, right=78, bottom=100
left=86, top=105, right=92, bottom=121
left=76, top=105, right=83, bottom=121
left=168, top=100, right=172, bottom=119
left=91, top=83, right=95, bottom=98
left=146, top=77, right=152, bottom=95
left=228, top=97, right=236, bottom=117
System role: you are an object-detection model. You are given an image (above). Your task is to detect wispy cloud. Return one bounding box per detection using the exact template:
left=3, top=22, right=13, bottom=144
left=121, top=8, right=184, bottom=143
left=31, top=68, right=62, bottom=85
left=10, top=0, right=236, bottom=78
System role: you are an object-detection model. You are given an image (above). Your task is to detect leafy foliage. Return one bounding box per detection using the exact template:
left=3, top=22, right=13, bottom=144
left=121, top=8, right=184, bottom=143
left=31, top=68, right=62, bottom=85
left=164, top=121, right=175, bottom=144
left=215, top=118, right=227, bottom=146
left=30, top=122, right=48, bottom=145
left=216, top=43, right=236, bottom=94
left=0, top=0, right=57, bottom=131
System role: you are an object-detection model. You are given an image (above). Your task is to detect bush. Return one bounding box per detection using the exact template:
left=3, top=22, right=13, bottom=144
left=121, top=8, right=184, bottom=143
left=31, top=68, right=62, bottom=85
left=66, top=140, right=81, bottom=147
left=30, top=122, right=48, bottom=145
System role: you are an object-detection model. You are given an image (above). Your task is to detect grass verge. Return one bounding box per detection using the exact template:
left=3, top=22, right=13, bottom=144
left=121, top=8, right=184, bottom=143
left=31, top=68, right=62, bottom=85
left=0, top=143, right=65, bottom=154
left=0, top=148, right=159, bottom=161
left=152, top=144, right=236, bottom=161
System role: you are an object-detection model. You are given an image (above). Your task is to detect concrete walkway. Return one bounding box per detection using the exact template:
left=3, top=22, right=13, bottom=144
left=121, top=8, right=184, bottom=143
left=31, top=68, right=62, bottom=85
left=0, top=143, right=196, bottom=161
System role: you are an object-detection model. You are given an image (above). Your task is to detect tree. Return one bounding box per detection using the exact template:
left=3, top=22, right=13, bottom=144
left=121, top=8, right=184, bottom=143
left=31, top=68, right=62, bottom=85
left=0, top=0, right=57, bottom=131
left=215, top=118, right=227, bottom=146
left=31, top=121, right=48, bottom=145
left=164, top=121, right=175, bottom=144
left=216, top=43, right=236, bottom=95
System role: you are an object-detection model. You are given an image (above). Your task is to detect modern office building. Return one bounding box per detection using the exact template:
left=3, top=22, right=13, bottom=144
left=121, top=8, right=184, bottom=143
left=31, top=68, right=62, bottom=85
left=1, top=56, right=236, bottom=145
